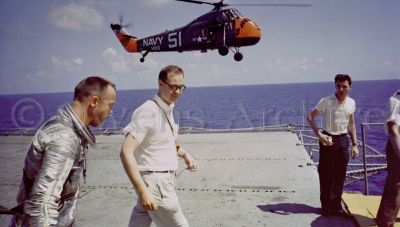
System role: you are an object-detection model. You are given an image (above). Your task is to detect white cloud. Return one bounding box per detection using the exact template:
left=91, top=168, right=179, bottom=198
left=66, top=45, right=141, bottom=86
left=191, top=52, right=205, bottom=59
left=109, top=61, right=130, bottom=74
left=48, top=3, right=103, bottom=31
left=102, top=47, right=163, bottom=75
left=25, top=69, right=57, bottom=81
left=382, top=61, right=392, bottom=66
left=373, top=61, right=393, bottom=69
left=264, top=58, right=325, bottom=72
left=0, top=23, right=33, bottom=37
left=140, top=0, right=172, bottom=7
left=51, top=56, right=84, bottom=72
left=75, top=57, right=84, bottom=65
left=26, top=70, right=50, bottom=80
left=103, top=47, right=118, bottom=57
left=102, top=47, right=131, bottom=74
left=78, top=0, right=119, bottom=7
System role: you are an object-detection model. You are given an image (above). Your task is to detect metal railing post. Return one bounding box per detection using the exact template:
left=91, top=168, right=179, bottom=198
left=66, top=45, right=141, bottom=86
left=361, top=123, right=369, bottom=195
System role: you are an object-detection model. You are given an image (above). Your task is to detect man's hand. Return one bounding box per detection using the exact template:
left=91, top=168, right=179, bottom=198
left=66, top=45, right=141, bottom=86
left=318, top=133, right=333, bottom=146
left=183, top=153, right=198, bottom=172
left=139, top=189, right=158, bottom=211
left=351, top=145, right=359, bottom=159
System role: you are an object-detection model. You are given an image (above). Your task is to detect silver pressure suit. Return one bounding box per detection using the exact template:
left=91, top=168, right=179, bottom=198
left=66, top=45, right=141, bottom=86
left=9, top=105, right=95, bottom=227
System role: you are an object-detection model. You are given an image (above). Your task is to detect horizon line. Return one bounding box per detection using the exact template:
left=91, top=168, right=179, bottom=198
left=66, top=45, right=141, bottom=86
left=0, top=78, right=398, bottom=96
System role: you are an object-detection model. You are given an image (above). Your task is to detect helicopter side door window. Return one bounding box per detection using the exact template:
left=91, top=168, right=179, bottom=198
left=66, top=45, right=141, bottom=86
left=224, top=11, right=234, bottom=31
left=201, top=29, right=209, bottom=42
left=216, top=12, right=228, bottom=24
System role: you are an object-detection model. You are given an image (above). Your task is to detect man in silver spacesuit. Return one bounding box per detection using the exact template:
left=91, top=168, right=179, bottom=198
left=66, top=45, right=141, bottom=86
left=9, top=76, right=116, bottom=227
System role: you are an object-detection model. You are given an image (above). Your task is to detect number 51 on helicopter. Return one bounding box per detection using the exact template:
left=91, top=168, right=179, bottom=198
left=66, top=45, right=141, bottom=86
left=111, top=0, right=311, bottom=62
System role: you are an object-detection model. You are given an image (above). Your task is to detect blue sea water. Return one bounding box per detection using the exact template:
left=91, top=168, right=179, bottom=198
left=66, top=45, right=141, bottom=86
left=0, top=79, right=399, bottom=194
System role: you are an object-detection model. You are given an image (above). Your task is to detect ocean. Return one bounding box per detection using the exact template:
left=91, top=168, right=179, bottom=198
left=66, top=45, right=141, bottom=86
left=0, top=79, right=399, bottom=195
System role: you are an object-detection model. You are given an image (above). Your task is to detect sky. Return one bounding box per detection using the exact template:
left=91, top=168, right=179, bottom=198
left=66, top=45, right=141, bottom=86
left=0, top=0, right=399, bottom=94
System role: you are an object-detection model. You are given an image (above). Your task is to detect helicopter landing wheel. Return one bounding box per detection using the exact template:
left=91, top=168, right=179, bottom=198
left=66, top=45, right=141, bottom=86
left=234, top=52, right=243, bottom=61
left=139, top=51, right=149, bottom=63
left=218, top=46, right=229, bottom=56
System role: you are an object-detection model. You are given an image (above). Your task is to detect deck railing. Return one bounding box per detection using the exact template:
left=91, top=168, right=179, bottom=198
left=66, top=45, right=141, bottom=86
left=360, top=122, right=386, bottom=195
left=294, top=123, right=387, bottom=195
left=1, top=123, right=386, bottom=195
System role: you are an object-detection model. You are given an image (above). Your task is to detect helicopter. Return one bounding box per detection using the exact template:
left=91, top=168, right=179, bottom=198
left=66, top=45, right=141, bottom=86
left=111, top=0, right=311, bottom=62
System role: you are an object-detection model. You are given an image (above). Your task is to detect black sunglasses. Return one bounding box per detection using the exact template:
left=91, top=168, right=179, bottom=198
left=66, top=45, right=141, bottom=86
left=161, top=80, right=186, bottom=92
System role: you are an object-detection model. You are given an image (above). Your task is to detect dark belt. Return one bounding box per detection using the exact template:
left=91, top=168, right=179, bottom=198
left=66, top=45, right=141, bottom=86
left=142, top=170, right=175, bottom=174
left=322, top=131, right=347, bottom=138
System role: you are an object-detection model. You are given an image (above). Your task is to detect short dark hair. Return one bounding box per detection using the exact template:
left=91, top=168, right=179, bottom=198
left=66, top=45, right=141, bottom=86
left=158, top=65, right=184, bottom=82
left=74, top=76, right=116, bottom=101
left=335, top=74, right=352, bottom=86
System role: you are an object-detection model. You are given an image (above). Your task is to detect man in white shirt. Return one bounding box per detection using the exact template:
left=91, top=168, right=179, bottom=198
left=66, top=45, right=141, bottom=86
left=307, top=74, right=359, bottom=217
left=120, top=65, right=198, bottom=227
left=376, top=90, right=400, bottom=227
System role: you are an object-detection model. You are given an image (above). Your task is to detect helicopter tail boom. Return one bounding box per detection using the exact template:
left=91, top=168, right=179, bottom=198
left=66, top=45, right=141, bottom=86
left=110, top=24, right=138, bottom=53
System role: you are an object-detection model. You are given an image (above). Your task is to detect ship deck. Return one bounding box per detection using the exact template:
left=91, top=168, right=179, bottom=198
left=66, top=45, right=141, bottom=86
left=0, top=130, right=374, bottom=226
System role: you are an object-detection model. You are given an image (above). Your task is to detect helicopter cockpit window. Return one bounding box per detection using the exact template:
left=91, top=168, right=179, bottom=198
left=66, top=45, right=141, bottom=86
left=224, top=11, right=232, bottom=21
left=230, top=9, right=242, bottom=18
left=224, top=9, right=239, bottom=21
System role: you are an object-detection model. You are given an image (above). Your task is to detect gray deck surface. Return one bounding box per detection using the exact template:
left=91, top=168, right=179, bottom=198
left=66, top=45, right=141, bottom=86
left=0, top=131, right=356, bottom=226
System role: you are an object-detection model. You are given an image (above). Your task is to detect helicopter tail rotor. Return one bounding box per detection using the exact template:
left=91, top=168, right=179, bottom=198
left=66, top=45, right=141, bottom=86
left=110, top=13, right=138, bottom=53
left=117, top=12, right=132, bottom=30
left=111, top=12, right=135, bottom=38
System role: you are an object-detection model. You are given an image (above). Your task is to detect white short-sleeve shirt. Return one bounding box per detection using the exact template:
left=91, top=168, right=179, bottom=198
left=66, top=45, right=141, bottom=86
left=123, top=94, right=179, bottom=171
left=314, top=94, right=356, bottom=135
left=385, top=94, right=400, bottom=134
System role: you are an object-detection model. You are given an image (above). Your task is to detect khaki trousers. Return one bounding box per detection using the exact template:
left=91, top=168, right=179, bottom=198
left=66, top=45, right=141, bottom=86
left=128, top=172, right=188, bottom=227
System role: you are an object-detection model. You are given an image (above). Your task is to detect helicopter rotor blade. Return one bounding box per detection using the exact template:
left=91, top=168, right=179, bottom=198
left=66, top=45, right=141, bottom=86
left=175, top=0, right=228, bottom=9
left=175, top=0, right=312, bottom=8
left=118, top=12, right=124, bottom=25
left=231, top=3, right=312, bottom=7
left=175, top=0, right=213, bottom=5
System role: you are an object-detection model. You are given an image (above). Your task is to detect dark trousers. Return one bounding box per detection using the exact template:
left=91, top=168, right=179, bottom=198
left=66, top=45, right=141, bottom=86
left=318, top=132, right=350, bottom=212
left=376, top=140, right=400, bottom=227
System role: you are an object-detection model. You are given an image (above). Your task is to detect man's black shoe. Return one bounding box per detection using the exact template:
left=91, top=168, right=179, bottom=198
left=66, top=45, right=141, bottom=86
left=321, top=209, right=332, bottom=217
left=332, top=209, right=352, bottom=218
